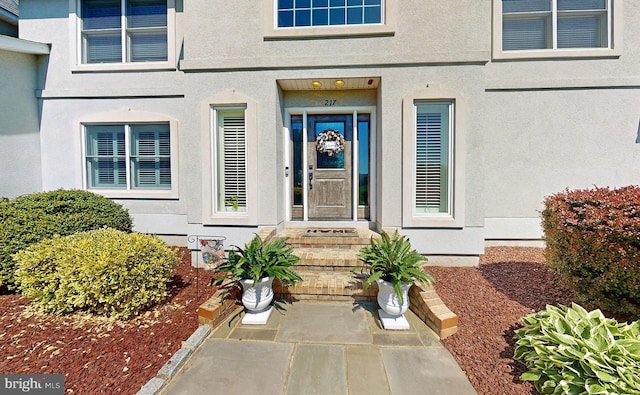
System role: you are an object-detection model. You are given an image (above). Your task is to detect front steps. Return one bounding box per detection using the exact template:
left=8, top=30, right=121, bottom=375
left=198, top=227, right=459, bottom=339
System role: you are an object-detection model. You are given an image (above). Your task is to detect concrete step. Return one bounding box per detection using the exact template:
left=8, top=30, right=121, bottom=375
left=273, top=270, right=377, bottom=302
left=293, top=247, right=365, bottom=271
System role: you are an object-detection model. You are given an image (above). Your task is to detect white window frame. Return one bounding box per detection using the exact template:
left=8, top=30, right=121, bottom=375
left=263, top=0, right=397, bottom=39
left=80, top=110, right=179, bottom=199
left=492, top=0, right=622, bottom=60
left=212, top=106, right=248, bottom=215
left=70, top=0, right=177, bottom=71
left=402, top=87, right=465, bottom=228
left=201, top=91, right=258, bottom=226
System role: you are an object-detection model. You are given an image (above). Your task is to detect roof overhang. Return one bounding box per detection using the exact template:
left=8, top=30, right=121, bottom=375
left=0, top=35, right=49, bottom=55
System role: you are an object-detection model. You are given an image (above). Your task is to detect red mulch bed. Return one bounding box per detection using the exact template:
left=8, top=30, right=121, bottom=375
left=428, top=246, right=577, bottom=395
left=0, top=246, right=619, bottom=395
left=0, top=247, right=215, bottom=394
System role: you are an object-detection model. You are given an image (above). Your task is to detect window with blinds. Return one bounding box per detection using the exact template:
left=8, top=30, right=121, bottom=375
left=81, top=0, right=168, bottom=64
left=215, top=108, right=247, bottom=213
left=85, top=123, right=171, bottom=189
left=414, top=102, right=451, bottom=215
left=502, top=0, right=610, bottom=51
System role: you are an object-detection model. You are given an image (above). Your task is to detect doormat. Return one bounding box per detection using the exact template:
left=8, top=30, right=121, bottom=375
left=303, top=228, right=358, bottom=237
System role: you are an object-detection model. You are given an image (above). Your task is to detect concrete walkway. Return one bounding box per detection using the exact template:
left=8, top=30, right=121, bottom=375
left=160, top=301, right=476, bottom=395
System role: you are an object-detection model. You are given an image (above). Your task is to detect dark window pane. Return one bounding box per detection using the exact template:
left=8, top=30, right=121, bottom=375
left=347, top=6, right=363, bottom=24
left=278, top=10, right=294, bottom=27
left=312, top=9, right=328, bottom=25
left=329, top=8, right=345, bottom=24
left=295, top=0, right=311, bottom=7
left=330, top=0, right=345, bottom=6
left=312, top=0, right=328, bottom=7
left=502, top=0, right=550, bottom=13
left=127, top=0, right=167, bottom=28
left=557, top=0, right=605, bottom=11
left=278, top=0, right=294, bottom=9
left=295, top=9, right=311, bottom=26
left=291, top=116, right=303, bottom=206
left=83, top=0, right=121, bottom=30
left=347, top=0, right=363, bottom=5
left=363, top=5, right=380, bottom=23
left=364, top=0, right=380, bottom=5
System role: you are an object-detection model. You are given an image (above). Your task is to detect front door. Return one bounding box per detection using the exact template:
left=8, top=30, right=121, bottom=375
left=307, top=114, right=352, bottom=219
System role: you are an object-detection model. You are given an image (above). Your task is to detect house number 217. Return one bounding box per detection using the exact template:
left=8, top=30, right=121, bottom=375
left=324, top=99, right=337, bottom=106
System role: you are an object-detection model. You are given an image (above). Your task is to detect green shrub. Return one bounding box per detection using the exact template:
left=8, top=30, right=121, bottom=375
left=0, top=189, right=133, bottom=291
left=13, top=228, right=178, bottom=319
left=514, top=303, right=640, bottom=395
left=542, top=186, right=640, bottom=318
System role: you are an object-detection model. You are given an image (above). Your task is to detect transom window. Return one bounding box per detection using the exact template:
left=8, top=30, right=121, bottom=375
left=81, top=0, right=168, bottom=64
left=502, top=0, right=611, bottom=51
left=85, top=123, right=171, bottom=189
left=277, top=0, right=382, bottom=28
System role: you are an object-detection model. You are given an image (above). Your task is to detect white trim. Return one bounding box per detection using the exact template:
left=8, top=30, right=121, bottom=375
left=0, top=36, right=50, bottom=55
left=492, top=0, right=622, bottom=60
left=201, top=90, right=258, bottom=226
left=70, top=0, right=177, bottom=71
left=402, top=87, right=466, bottom=228
left=352, top=109, right=358, bottom=222
left=285, top=106, right=376, bottom=223
left=79, top=110, right=180, bottom=199
left=263, top=0, right=397, bottom=39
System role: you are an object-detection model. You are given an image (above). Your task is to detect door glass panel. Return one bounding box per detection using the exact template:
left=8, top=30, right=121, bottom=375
left=291, top=115, right=303, bottom=205
left=314, top=121, right=345, bottom=169
left=357, top=114, right=370, bottom=206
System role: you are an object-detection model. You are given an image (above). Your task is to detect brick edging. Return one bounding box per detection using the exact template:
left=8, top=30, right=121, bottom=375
left=409, top=284, right=458, bottom=339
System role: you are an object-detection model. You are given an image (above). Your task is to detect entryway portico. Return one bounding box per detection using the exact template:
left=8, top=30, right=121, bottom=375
left=278, top=77, right=379, bottom=226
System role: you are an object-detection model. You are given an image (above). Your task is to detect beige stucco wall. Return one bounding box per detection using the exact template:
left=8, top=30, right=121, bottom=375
left=12, top=0, right=640, bottom=255
left=0, top=48, right=42, bottom=198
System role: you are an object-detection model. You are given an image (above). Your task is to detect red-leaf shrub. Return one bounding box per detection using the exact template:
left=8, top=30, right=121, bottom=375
left=542, top=186, right=640, bottom=319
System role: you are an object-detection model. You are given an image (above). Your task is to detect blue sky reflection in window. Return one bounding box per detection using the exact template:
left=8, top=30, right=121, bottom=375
left=278, top=0, right=381, bottom=28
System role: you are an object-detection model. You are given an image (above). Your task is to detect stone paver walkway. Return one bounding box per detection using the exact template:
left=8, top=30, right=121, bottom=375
left=161, top=302, right=476, bottom=395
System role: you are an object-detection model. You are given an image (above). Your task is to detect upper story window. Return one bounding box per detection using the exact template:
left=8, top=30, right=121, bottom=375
left=502, top=0, right=610, bottom=51
left=265, top=0, right=395, bottom=39
left=494, top=0, right=620, bottom=59
left=81, top=0, right=168, bottom=64
left=277, top=0, right=382, bottom=28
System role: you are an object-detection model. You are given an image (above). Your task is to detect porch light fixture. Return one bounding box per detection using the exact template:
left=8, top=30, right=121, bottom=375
left=311, top=81, right=322, bottom=88
left=334, top=80, right=345, bottom=88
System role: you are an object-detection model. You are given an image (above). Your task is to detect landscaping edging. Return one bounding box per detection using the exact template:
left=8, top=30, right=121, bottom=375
left=135, top=325, right=212, bottom=395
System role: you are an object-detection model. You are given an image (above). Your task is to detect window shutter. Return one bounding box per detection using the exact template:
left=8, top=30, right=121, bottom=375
left=217, top=110, right=247, bottom=211
left=415, top=103, right=450, bottom=214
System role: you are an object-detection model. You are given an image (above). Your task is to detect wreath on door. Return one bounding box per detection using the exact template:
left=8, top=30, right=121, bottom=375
left=315, top=129, right=345, bottom=157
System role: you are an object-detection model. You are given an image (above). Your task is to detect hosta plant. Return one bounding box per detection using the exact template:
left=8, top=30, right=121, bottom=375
left=514, top=303, right=640, bottom=395
left=358, top=230, right=435, bottom=304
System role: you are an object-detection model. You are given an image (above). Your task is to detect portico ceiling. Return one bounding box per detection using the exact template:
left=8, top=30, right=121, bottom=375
left=277, top=77, right=380, bottom=91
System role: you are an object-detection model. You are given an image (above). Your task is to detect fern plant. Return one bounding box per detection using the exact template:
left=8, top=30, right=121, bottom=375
left=359, top=230, right=435, bottom=304
left=211, top=234, right=302, bottom=298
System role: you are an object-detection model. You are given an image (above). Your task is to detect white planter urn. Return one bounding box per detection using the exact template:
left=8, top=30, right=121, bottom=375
left=240, top=276, right=274, bottom=313
left=377, top=278, right=411, bottom=324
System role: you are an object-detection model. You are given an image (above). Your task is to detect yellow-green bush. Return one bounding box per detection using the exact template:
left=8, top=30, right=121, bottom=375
left=0, top=189, right=132, bottom=291
left=13, top=228, right=179, bottom=319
